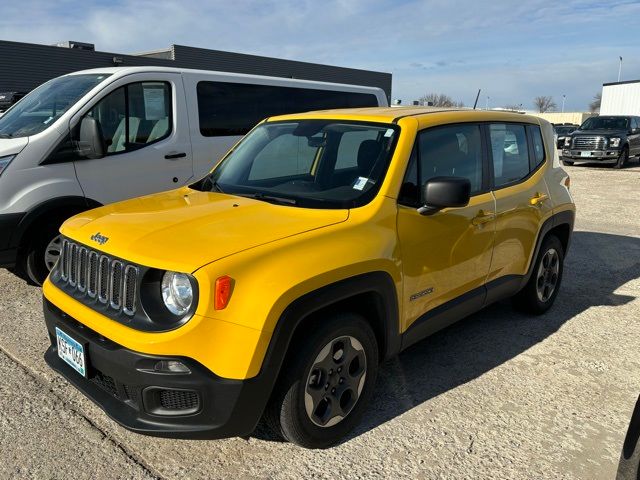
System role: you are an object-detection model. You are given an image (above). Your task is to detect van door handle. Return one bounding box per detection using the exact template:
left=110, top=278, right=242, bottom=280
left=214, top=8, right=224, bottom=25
left=472, top=210, right=495, bottom=226
left=530, top=192, right=548, bottom=206
left=165, top=152, right=186, bottom=160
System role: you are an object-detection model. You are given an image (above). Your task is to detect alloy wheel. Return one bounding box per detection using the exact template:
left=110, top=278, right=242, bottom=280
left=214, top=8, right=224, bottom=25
left=536, top=248, right=560, bottom=303
left=304, top=335, right=367, bottom=428
left=44, top=234, right=63, bottom=271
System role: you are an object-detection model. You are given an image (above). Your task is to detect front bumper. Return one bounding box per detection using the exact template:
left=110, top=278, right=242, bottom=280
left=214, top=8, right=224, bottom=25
left=43, top=299, right=270, bottom=439
left=561, top=149, right=621, bottom=162
left=0, top=212, right=25, bottom=268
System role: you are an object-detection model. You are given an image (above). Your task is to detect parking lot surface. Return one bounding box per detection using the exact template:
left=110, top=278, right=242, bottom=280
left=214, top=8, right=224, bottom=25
left=0, top=162, right=638, bottom=479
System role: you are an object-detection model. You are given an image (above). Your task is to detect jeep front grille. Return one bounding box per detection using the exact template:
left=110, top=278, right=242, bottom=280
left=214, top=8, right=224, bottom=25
left=572, top=136, right=606, bottom=150
left=59, top=239, right=138, bottom=316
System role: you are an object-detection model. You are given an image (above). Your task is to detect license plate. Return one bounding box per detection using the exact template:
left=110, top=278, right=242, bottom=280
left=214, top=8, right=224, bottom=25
left=56, top=327, right=86, bottom=377
left=580, top=151, right=591, bottom=157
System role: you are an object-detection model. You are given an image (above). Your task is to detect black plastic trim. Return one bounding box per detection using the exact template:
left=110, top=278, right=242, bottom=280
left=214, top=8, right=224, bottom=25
left=43, top=299, right=266, bottom=439
left=0, top=213, right=25, bottom=251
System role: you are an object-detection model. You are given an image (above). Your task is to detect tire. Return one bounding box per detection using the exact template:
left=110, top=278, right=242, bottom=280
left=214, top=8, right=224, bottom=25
left=614, top=146, right=629, bottom=169
left=21, top=220, right=64, bottom=285
left=562, top=160, right=574, bottom=166
left=512, top=235, right=564, bottom=315
left=264, top=312, right=379, bottom=448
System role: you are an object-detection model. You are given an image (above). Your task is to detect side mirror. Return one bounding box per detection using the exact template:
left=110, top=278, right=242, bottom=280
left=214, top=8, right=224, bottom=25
left=77, top=116, right=105, bottom=159
left=418, top=176, right=471, bottom=216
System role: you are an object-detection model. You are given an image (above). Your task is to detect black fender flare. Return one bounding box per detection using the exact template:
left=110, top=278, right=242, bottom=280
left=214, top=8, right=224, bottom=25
left=11, top=196, right=102, bottom=249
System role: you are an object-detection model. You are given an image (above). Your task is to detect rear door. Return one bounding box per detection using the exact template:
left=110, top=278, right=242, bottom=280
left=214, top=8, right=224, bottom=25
left=486, top=123, right=553, bottom=286
left=72, top=73, right=193, bottom=204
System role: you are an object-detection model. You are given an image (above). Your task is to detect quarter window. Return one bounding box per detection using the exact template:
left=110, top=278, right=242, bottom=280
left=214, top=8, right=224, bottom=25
left=489, top=124, right=530, bottom=187
left=85, top=81, right=172, bottom=155
left=196, top=81, right=379, bottom=137
left=529, top=125, right=545, bottom=167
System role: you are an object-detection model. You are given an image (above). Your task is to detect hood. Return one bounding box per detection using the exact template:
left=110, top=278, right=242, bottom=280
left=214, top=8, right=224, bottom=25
left=571, top=129, right=627, bottom=137
left=0, top=137, right=28, bottom=157
left=61, top=187, right=349, bottom=272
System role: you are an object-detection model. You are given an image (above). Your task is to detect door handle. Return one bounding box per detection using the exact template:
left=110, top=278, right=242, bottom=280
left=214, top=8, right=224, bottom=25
left=530, top=192, right=549, bottom=206
left=165, top=152, right=187, bottom=160
left=472, top=209, right=495, bottom=226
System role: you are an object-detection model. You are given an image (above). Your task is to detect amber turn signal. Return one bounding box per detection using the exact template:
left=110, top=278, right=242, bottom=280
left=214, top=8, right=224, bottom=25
left=214, top=275, right=233, bottom=310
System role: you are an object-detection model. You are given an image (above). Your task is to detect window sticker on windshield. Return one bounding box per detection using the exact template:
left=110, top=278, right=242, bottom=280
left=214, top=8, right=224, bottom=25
left=353, top=177, right=368, bottom=190
left=384, top=128, right=394, bottom=137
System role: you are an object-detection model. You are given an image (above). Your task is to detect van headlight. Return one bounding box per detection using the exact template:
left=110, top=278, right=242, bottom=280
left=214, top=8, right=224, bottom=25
left=161, top=271, right=194, bottom=316
left=609, top=137, right=621, bottom=148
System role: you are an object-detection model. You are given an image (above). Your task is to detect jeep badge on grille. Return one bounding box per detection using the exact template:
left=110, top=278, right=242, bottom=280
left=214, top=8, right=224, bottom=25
left=90, top=232, right=109, bottom=245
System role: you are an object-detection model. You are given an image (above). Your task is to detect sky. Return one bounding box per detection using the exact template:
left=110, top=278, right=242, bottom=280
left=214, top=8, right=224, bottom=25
left=1, top=0, right=639, bottom=111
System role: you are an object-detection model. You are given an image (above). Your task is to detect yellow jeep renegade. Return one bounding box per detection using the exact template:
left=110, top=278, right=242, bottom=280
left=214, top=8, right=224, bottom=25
left=42, top=107, right=575, bottom=448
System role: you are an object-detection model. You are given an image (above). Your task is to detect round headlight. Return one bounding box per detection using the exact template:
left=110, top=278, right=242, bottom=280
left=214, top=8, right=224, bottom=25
left=161, top=271, right=193, bottom=316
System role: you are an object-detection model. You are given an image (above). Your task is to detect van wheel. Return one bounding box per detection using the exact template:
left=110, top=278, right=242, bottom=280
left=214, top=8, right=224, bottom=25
left=614, top=146, right=629, bottom=169
left=264, top=313, right=378, bottom=448
left=513, top=235, right=564, bottom=315
left=22, top=221, right=63, bottom=285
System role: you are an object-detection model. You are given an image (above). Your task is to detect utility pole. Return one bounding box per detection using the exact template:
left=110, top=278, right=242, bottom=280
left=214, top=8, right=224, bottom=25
left=618, top=56, right=623, bottom=82
left=562, top=94, right=566, bottom=113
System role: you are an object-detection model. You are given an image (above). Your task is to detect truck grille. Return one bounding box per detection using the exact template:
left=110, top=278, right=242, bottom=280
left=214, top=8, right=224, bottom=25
left=572, top=136, right=606, bottom=150
left=59, top=239, right=138, bottom=316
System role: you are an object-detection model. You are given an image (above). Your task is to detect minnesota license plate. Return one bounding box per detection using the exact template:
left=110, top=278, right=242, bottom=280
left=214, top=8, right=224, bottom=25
left=56, top=327, right=86, bottom=377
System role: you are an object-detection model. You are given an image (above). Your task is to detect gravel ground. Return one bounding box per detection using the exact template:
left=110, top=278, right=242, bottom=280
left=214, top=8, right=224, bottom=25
left=0, top=161, right=638, bottom=479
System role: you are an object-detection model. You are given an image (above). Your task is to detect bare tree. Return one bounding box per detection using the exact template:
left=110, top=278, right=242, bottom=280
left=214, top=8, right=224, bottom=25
left=418, top=93, right=464, bottom=108
left=533, top=96, right=557, bottom=113
left=589, top=92, right=602, bottom=113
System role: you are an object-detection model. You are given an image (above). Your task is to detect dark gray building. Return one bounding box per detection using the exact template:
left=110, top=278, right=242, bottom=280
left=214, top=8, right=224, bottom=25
left=0, top=40, right=391, bottom=101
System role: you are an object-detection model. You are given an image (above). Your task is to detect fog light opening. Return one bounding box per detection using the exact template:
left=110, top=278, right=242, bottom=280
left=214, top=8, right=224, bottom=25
left=154, top=360, right=191, bottom=374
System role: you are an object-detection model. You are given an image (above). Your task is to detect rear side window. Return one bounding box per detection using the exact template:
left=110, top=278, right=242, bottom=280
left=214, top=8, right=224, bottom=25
left=196, top=81, right=379, bottom=137
left=529, top=125, right=546, bottom=167
left=489, top=124, right=530, bottom=187
left=86, top=81, right=172, bottom=155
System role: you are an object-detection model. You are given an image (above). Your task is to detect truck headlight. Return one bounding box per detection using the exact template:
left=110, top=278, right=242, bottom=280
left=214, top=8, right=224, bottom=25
left=0, top=155, right=15, bottom=176
left=563, top=137, right=571, bottom=147
left=161, top=271, right=194, bottom=316
left=609, top=137, right=621, bottom=148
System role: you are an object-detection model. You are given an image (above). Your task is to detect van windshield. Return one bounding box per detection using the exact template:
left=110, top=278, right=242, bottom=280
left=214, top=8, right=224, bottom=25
left=0, top=74, right=110, bottom=138
left=197, top=120, right=400, bottom=209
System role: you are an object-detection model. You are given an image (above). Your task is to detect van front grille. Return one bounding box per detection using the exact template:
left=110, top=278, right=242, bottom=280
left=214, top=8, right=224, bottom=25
left=59, top=239, right=138, bottom=316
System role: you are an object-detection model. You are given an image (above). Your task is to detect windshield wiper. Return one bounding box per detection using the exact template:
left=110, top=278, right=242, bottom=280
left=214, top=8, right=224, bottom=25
left=234, top=192, right=297, bottom=206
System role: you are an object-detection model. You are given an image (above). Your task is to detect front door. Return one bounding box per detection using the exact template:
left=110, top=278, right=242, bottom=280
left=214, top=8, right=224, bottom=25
left=397, top=123, right=495, bottom=332
left=72, top=73, right=194, bottom=205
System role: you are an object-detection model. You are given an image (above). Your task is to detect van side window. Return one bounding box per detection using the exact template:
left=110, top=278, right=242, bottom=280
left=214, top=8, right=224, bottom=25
left=489, top=124, right=530, bottom=187
left=197, top=81, right=378, bottom=137
left=85, top=82, right=172, bottom=155
left=249, top=134, right=317, bottom=180
left=418, top=124, right=483, bottom=196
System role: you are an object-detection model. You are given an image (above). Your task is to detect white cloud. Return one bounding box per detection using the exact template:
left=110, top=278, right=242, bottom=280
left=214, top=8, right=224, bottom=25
left=1, top=0, right=638, bottom=110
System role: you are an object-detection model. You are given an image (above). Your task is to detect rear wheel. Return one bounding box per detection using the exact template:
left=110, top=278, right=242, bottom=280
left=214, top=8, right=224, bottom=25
left=264, top=313, right=378, bottom=448
left=614, top=146, right=629, bottom=169
left=513, top=235, right=564, bottom=315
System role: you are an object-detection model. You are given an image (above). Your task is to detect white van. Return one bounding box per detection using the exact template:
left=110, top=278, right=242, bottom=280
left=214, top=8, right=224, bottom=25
left=0, top=67, right=387, bottom=284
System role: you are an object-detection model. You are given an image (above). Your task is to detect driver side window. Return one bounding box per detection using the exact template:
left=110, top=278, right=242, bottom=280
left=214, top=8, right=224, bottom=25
left=84, top=82, right=172, bottom=156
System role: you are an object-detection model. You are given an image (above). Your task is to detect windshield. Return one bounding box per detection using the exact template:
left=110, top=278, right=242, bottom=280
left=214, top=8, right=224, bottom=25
left=554, top=126, right=575, bottom=135
left=580, top=116, right=629, bottom=131
left=196, top=120, right=400, bottom=209
left=0, top=74, right=110, bottom=138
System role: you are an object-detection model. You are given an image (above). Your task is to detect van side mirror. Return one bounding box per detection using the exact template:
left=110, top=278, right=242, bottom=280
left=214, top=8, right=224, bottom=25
left=417, top=176, right=471, bottom=216
left=77, top=116, right=105, bottom=159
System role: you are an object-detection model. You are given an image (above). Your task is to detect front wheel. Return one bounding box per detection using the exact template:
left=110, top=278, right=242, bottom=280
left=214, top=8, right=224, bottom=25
left=614, top=147, right=629, bottom=169
left=21, top=221, right=64, bottom=285
left=513, top=235, right=565, bottom=315
left=264, top=313, right=378, bottom=448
